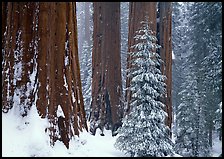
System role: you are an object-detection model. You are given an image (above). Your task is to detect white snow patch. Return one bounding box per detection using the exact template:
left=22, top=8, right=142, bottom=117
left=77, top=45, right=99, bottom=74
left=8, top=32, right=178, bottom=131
left=172, top=50, right=175, bottom=60
left=2, top=105, right=222, bottom=157
left=2, top=106, right=50, bottom=157
left=13, top=61, right=23, bottom=85
left=57, top=105, right=65, bottom=118
left=65, top=56, right=69, bottom=66
left=211, top=133, right=222, bottom=157
left=63, top=74, right=68, bottom=91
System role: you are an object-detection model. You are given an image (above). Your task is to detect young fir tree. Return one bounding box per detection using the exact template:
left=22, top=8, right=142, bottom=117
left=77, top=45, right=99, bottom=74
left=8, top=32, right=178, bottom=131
left=114, top=21, right=175, bottom=157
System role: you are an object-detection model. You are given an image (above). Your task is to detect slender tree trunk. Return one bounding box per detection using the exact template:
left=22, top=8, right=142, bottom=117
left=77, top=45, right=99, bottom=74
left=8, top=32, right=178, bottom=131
left=159, top=2, right=172, bottom=136
left=208, top=121, right=213, bottom=147
left=2, top=2, right=88, bottom=149
left=125, top=2, right=157, bottom=114
left=77, top=3, right=85, bottom=57
left=84, top=2, right=91, bottom=45
left=90, top=2, right=123, bottom=136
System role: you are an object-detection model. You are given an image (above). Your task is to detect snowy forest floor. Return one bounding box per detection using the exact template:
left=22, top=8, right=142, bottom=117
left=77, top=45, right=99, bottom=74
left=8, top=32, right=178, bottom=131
left=2, top=106, right=222, bottom=157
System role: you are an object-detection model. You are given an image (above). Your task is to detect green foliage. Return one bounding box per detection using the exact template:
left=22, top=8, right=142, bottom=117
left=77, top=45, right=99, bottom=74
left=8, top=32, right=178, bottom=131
left=114, top=20, right=175, bottom=157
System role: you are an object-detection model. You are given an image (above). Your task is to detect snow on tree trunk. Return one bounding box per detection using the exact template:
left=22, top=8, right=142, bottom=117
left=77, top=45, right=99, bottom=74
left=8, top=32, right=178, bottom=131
left=36, top=2, right=88, bottom=148
left=2, top=2, right=88, bottom=149
left=2, top=2, right=38, bottom=116
left=90, top=2, right=123, bottom=136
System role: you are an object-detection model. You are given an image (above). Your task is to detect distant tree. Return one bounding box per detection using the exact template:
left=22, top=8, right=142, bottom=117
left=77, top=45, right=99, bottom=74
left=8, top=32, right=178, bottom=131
left=120, top=2, right=129, bottom=96
left=76, top=2, right=85, bottom=56
left=84, top=2, right=91, bottom=46
left=175, top=63, right=210, bottom=157
left=171, top=3, right=202, bottom=157
left=115, top=21, right=175, bottom=157
left=90, top=2, right=123, bottom=136
left=198, top=2, right=222, bottom=145
left=171, top=2, right=190, bottom=138
left=174, top=2, right=222, bottom=157
left=188, top=2, right=222, bottom=151
left=78, top=2, right=93, bottom=119
left=2, top=2, right=88, bottom=149
left=80, top=40, right=92, bottom=119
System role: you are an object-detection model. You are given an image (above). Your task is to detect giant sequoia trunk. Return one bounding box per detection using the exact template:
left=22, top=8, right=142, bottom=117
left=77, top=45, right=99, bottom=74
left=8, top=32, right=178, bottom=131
left=2, top=2, right=87, bottom=149
left=2, top=2, right=7, bottom=48
left=2, top=2, right=38, bottom=116
left=159, top=2, right=172, bottom=135
left=90, top=2, right=123, bottom=136
left=125, top=2, right=157, bottom=114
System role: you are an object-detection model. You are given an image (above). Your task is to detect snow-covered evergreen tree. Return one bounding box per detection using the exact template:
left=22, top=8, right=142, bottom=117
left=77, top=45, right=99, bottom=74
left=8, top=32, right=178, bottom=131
left=187, top=2, right=222, bottom=155
left=114, top=20, right=175, bottom=157
left=173, top=2, right=222, bottom=157
left=199, top=2, right=222, bottom=144
left=172, top=3, right=210, bottom=157
left=175, top=62, right=210, bottom=157
left=172, top=2, right=192, bottom=140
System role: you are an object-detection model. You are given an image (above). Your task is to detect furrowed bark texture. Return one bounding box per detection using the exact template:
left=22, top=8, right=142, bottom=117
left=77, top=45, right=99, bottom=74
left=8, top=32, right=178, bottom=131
left=2, top=2, right=7, bottom=48
left=125, top=2, right=157, bottom=114
left=36, top=2, right=87, bottom=148
left=2, top=2, right=88, bottom=149
left=2, top=2, right=37, bottom=116
left=90, top=2, right=123, bottom=136
left=159, top=2, right=172, bottom=136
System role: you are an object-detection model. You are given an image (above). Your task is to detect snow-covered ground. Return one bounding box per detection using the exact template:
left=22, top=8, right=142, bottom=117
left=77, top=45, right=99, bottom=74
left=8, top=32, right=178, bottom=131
left=2, top=106, right=127, bottom=157
left=2, top=106, right=222, bottom=157
left=212, top=133, right=222, bottom=157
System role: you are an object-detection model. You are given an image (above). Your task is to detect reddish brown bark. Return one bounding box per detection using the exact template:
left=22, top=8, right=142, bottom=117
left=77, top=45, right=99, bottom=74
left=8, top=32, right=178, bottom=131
left=159, top=2, right=172, bottom=136
left=36, top=2, right=88, bottom=148
left=2, top=2, right=7, bottom=48
left=2, top=2, right=14, bottom=112
left=90, top=2, right=123, bottom=135
left=125, top=2, right=157, bottom=114
left=2, top=2, right=88, bottom=149
left=2, top=2, right=37, bottom=116
left=36, top=2, right=48, bottom=118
